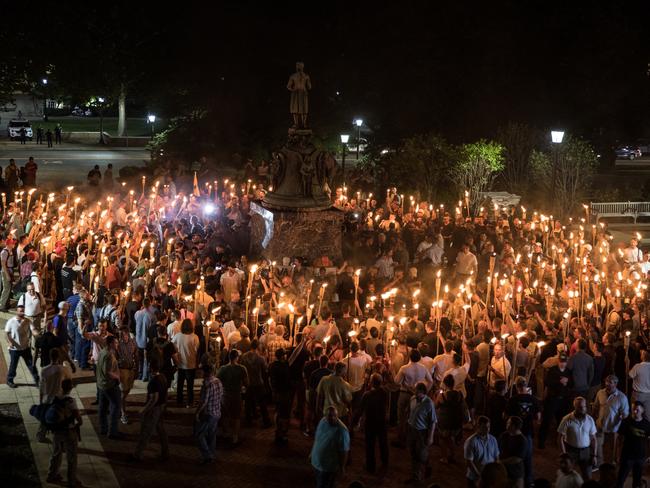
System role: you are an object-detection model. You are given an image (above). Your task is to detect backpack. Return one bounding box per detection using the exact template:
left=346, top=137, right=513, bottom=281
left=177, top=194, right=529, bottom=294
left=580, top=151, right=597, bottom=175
left=13, top=275, right=32, bottom=297
left=101, top=305, right=118, bottom=333
left=29, top=397, right=73, bottom=431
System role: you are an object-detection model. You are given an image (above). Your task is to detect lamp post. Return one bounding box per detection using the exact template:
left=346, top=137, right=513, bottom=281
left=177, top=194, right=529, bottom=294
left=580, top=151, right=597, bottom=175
left=340, top=134, right=349, bottom=185
left=354, top=118, right=363, bottom=159
left=550, top=130, right=564, bottom=209
left=148, top=114, right=156, bottom=140
left=97, top=97, right=106, bottom=145
left=41, top=78, right=48, bottom=121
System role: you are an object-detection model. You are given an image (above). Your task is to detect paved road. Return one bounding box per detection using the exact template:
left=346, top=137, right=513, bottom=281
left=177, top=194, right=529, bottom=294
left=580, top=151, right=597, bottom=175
left=0, top=142, right=148, bottom=186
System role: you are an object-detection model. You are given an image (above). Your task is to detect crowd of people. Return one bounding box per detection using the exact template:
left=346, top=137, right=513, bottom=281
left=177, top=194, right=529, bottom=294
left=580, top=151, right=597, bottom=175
left=4, top=156, right=650, bottom=488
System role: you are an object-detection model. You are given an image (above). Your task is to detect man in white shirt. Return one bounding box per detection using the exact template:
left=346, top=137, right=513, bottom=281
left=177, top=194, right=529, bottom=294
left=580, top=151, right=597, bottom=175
left=19, top=282, right=45, bottom=338
left=629, top=349, right=650, bottom=420
left=394, top=349, right=433, bottom=446
left=557, top=396, right=598, bottom=481
left=592, top=375, right=629, bottom=466
left=5, top=305, right=39, bottom=388
left=344, top=341, right=371, bottom=411
left=455, top=244, right=478, bottom=284
left=624, top=238, right=643, bottom=265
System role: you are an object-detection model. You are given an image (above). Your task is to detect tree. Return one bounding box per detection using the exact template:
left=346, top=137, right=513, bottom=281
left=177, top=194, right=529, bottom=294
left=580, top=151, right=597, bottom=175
left=452, top=140, right=505, bottom=212
left=530, top=136, right=598, bottom=219
left=496, top=122, right=541, bottom=194
left=381, top=132, right=456, bottom=203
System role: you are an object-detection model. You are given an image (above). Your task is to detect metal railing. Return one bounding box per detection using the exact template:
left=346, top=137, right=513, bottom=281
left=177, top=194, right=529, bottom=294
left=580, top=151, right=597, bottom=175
left=590, top=201, right=650, bottom=223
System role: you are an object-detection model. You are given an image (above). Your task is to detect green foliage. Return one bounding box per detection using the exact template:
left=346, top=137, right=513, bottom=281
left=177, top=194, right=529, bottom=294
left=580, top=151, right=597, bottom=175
left=530, top=135, right=598, bottom=218
left=381, top=132, right=457, bottom=203
left=452, top=140, right=505, bottom=210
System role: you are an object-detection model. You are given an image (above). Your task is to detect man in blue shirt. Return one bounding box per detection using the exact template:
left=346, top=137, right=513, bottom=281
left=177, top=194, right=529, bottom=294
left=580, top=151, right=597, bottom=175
left=464, top=416, right=500, bottom=487
left=134, top=298, right=155, bottom=381
left=310, top=406, right=350, bottom=488
left=407, top=381, right=437, bottom=483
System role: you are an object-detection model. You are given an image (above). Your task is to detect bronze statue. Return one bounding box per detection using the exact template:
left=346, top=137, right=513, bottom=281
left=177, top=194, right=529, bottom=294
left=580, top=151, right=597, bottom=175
left=287, top=61, right=311, bottom=129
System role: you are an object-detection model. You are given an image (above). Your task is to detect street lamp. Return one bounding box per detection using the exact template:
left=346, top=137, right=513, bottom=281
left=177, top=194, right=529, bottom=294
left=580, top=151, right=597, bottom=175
left=354, top=118, right=363, bottom=159
left=340, top=134, right=350, bottom=185
left=550, top=130, right=565, bottom=207
left=148, top=114, right=156, bottom=139
left=41, top=78, right=48, bottom=121
left=97, top=97, right=106, bottom=145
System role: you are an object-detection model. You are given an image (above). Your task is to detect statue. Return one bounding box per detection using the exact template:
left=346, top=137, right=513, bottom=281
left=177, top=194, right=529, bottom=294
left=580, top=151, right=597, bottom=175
left=287, top=61, right=311, bottom=129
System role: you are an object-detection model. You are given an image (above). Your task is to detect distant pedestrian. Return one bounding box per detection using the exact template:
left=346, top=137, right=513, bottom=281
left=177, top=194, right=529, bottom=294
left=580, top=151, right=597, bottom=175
left=87, top=165, right=102, bottom=186
left=104, top=164, right=114, bottom=191
left=36, top=127, right=44, bottom=144
left=23, top=156, right=38, bottom=187
left=5, top=159, right=19, bottom=197
left=19, top=127, right=26, bottom=144
left=46, top=129, right=53, bottom=148
left=55, top=124, right=62, bottom=144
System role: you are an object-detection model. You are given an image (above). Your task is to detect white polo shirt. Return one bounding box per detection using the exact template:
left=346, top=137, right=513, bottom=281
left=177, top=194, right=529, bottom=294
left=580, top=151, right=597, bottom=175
left=557, top=412, right=597, bottom=449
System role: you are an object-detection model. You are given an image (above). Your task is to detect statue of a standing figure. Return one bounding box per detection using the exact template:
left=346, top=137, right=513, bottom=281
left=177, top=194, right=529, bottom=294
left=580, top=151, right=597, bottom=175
left=287, top=61, right=311, bottom=129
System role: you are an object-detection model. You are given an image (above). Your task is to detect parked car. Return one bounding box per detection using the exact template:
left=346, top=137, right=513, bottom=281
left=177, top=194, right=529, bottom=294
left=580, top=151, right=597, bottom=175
left=615, top=145, right=641, bottom=160
left=7, top=119, right=33, bottom=140
left=346, top=137, right=368, bottom=154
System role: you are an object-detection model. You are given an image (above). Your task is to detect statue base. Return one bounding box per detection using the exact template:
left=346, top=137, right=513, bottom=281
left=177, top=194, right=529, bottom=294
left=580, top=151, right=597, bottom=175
left=250, top=203, right=343, bottom=263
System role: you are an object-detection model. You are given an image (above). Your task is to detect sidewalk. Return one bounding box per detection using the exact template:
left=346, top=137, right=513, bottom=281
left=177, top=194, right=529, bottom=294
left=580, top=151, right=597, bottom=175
left=0, top=325, right=138, bottom=487
left=0, top=141, right=147, bottom=152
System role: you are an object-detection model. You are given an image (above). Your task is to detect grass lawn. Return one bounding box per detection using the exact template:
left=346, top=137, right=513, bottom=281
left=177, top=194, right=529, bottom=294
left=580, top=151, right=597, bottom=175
left=24, top=116, right=166, bottom=137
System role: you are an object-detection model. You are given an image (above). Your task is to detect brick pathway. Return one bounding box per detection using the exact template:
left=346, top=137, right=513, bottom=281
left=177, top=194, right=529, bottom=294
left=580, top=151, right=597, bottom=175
left=0, top=322, right=644, bottom=488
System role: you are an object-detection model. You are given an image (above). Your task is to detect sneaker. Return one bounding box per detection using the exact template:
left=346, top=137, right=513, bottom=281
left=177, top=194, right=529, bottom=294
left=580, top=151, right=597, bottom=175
left=7, top=382, right=17, bottom=389
left=120, top=415, right=129, bottom=425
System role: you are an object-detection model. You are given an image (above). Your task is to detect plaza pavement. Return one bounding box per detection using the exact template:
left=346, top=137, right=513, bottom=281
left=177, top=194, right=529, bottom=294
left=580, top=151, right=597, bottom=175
left=0, top=312, right=639, bottom=488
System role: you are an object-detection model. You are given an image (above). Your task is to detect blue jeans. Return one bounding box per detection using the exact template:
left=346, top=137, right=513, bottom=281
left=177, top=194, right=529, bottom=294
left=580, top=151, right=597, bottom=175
left=98, top=384, right=121, bottom=435
left=75, top=329, right=90, bottom=368
left=315, top=469, right=337, bottom=488
left=7, top=348, right=39, bottom=384
left=196, top=414, right=219, bottom=461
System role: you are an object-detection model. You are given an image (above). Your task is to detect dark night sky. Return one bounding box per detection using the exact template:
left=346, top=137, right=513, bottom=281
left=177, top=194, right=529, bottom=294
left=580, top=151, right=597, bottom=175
left=5, top=1, right=650, bottom=147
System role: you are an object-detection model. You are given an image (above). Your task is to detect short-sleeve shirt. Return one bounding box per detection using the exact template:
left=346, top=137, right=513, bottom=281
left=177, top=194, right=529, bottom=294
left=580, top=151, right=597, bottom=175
left=408, top=395, right=437, bottom=430
left=310, top=418, right=351, bottom=473
left=557, top=412, right=597, bottom=448
left=5, top=316, right=31, bottom=350
left=147, top=373, right=168, bottom=406
left=317, top=374, right=353, bottom=416
left=618, top=417, right=650, bottom=460
left=506, top=393, right=540, bottom=437
left=464, top=433, right=500, bottom=481
left=172, top=333, right=199, bottom=370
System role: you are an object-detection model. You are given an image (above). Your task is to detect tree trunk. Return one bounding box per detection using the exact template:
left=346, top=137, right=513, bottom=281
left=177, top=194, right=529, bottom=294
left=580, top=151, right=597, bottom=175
left=117, top=83, right=127, bottom=137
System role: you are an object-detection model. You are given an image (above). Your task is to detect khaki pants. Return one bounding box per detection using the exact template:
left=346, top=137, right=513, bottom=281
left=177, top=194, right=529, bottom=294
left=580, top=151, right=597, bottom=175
left=48, top=429, right=78, bottom=482
left=596, top=431, right=616, bottom=466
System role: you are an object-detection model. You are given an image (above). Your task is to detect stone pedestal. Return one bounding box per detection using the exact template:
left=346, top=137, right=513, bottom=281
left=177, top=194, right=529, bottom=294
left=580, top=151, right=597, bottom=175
left=250, top=205, right=343, bottom=263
